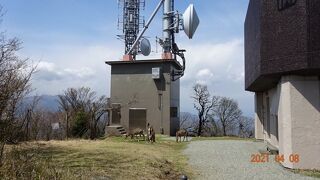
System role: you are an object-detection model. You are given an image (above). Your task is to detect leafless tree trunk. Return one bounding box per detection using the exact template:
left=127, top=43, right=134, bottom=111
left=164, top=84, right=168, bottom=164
left=66, top=114, right=69, bottom=139
left=19, top=96, right=41, bottom=141
left=57, top=94, right=71, bottom=139
left=0, top=142, right=4, bottom=166
left=89, top=96, right=108, bottom=139
left=192, top=84, right=218, bottom=136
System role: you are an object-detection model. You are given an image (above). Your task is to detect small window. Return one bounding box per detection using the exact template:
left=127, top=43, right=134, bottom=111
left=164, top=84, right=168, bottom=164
left=170, top=107, right=178, bottom=117
left=277, top=0, right=297, bottom=11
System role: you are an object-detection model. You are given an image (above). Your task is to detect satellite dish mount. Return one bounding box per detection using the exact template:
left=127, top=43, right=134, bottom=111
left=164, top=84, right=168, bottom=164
left=120, top=0, right=200, bottom=80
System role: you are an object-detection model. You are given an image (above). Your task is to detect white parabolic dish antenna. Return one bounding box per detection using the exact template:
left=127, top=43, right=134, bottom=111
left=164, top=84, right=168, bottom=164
left=140, top=38, right=151, bottom=56
left=183, top=4, right=200, bottom=39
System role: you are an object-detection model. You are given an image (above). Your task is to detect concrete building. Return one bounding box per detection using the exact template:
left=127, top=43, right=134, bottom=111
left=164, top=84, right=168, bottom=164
left=105, top=59, right=181, bottom=136
left=245, top=0, right=320, bottom=169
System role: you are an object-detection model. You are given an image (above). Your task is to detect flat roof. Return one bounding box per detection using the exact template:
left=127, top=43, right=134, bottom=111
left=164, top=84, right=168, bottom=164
left=105, top=59, right=183, bottom=69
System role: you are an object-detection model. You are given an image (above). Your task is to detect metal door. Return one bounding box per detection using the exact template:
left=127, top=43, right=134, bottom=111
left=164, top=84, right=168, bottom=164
left=129, top=108, right=147, bottom=130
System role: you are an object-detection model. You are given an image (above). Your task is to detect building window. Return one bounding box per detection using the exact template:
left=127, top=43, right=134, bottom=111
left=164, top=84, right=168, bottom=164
left=277, top=0, right=297, bottom=11
left=275, top=115, right=279, bottom=140
left=170, top=107, right=178, bottom=117
left=266, top=97, right=270, bottom=137
left=158, top=94, right=162, bottom=110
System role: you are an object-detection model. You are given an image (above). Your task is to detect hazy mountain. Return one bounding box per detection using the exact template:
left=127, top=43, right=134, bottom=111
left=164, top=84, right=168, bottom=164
left=24, top=95, right=60, bottom=112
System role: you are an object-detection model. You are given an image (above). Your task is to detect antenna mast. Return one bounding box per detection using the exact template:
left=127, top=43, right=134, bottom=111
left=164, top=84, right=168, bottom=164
left=162, top=0, right=174, bottom=54
left=118, top=0, right=199, bottom=67
left=118, top=0, right=145, bottom=60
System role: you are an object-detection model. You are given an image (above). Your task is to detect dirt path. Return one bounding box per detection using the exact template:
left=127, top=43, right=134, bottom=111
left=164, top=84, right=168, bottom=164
left=184, top=140, right=316, bottom=180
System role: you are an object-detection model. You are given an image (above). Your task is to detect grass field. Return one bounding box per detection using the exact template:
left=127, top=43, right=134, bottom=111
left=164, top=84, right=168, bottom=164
left=0, top=135, right=193, bottom=180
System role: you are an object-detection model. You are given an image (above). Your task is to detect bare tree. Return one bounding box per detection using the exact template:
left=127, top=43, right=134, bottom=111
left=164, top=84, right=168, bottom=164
left=16, top=96, right=41, bottom=141
left=38, top=110, right=61, bottom=141
left=207, top=115, right=220, bottom=136
left=214, top=97, right=242, bottom=136
left=0, top=28, right=36, bottom=164
left=192, top=84, right=218, bottom=136
left=180, top=112, right=192, bottom=130
left=179, top=112, right=201, bottom=136
left=89, top=95, right=108, bottom=139
left=57, top=87, right=108, bottom=139
left=238, top=116, right=254, bottom=138
left=57, top=95, right=71, bottom=139
left=57, top=87, right=95, bottom=138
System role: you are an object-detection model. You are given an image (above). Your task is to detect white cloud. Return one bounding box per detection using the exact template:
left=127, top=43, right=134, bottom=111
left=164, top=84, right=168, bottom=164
left=177, top=39, right=254, bottom=116
left=185, top=39, right=243, bottom=75
left=196, top=68, right=214, bottom=78
left=35, top=61, right=95, bottom=81
left=37, top=61, right=56, bottom=71
left=64, top=67, right=95, bottom=78
left=26, top=44, right=122, bottom=96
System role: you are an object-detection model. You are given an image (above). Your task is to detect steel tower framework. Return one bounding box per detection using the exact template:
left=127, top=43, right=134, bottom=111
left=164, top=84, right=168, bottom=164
left=118, top=0, right=145, bottom=57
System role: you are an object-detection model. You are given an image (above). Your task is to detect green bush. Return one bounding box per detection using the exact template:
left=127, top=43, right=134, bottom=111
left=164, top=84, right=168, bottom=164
left=72, top=111, right=88, bottom=137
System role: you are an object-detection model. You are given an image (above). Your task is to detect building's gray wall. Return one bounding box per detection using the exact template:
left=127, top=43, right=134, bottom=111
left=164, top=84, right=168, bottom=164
left=266, top=86, right=280, bottom=148
left=254, top=93, right=264, bottom=140
left=108, top=61, right=180, bottom=136
left=170, top=65, right=180, bottom=134
left=308, top=0, right=320, bottom=68
left=255, top=75, right=320, bottom=169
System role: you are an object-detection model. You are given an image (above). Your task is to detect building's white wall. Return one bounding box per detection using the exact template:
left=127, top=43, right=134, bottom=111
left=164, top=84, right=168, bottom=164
left=262, top=75, right=320, bottom=169
left=278, top=77, right=294, bottom=168
left=288, top=76, right=320, bottom=169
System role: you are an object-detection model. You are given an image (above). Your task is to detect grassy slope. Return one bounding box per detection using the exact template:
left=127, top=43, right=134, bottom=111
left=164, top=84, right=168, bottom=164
left=0, top=136, right=193, bottom=180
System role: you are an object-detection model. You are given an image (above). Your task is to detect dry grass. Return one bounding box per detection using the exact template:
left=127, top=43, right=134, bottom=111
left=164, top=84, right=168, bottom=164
left=291, top=169, right=320, bottom=178
left=0, top=136, right=193, bottom=180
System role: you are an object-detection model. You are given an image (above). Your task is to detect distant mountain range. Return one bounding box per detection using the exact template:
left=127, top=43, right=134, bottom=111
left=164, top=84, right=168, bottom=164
left=24, top=96, right=200, bottom=122
left=24, top=95, right=60, bottom=112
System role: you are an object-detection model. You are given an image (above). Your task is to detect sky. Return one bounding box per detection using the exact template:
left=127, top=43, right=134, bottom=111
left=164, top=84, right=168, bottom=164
left=0, top=0, right=253, bottom=116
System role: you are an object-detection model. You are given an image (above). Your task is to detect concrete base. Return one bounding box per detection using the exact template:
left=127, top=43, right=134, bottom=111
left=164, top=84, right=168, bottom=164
left=255, top=75, right=320, bottom=169
left=105, top=125, right=127, bottom=137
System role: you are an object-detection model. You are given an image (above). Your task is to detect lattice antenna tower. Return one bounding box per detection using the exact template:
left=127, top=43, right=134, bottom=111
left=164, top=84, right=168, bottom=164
left=117, top=0, right=145, bottom=57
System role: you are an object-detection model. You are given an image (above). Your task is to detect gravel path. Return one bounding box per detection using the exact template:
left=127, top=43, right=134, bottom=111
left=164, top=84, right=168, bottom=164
left=184, top=140, right=316, bottom=180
